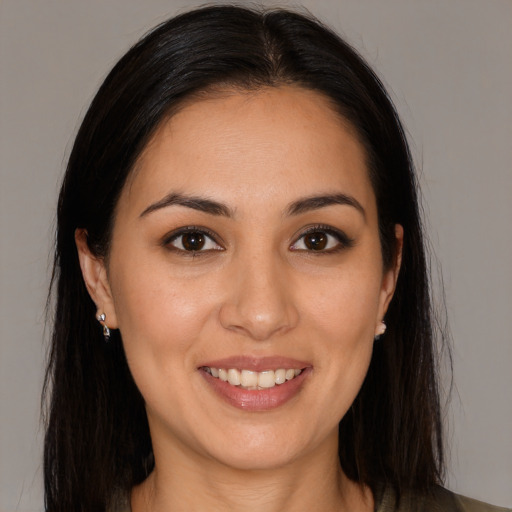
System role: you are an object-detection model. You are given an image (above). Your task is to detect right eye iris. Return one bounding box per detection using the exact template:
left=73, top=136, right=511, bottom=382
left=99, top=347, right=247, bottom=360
left=304, top=232, right=328, bottom=251
left=181, top=232, right=205, bottom=251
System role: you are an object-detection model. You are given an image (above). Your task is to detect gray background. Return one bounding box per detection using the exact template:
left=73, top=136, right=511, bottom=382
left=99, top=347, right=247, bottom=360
left=1, top=0, right=511, bottom=510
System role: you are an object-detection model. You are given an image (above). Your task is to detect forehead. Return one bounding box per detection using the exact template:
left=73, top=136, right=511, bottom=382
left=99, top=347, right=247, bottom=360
left=120, top=86, right=375, bottom=218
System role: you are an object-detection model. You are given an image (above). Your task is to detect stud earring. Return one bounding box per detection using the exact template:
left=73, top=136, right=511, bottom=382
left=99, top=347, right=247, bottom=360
left=374, top=320, right=387, bottom=341
left=97, top=313, right=111, bottom=342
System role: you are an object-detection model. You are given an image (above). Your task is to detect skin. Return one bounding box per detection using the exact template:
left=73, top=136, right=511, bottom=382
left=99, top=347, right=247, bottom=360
left=77, top=86, right=403, bottom=512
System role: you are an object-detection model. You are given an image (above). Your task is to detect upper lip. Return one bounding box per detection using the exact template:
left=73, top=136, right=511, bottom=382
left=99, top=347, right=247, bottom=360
left=199, top=356, right=311, bottom=372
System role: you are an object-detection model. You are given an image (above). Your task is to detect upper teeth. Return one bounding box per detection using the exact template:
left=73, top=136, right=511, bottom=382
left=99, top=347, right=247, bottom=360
left=203, top=367, right=302, bottom=389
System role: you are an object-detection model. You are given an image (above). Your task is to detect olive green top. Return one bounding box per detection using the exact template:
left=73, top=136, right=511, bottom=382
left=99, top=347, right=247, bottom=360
left=375, top=485, right=511, bottom=512
left=111, top=485, right=511, bottom=512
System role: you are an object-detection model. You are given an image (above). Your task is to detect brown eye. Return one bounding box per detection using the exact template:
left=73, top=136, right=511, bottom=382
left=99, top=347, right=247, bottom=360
left=303, top=231, right=328, bottom=251
left=290, top=226, right=354, bottom=253
left=181, top=232, right=205, bottom=251
left=166, top=228, right=223, bottom=253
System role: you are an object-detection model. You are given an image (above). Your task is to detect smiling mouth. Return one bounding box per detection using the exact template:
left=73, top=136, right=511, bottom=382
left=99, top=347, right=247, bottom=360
left=201, top=367, right=303, bottom=390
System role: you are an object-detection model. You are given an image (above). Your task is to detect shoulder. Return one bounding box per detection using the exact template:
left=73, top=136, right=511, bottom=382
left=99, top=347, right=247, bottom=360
left=376, top=485, right=511, bottom=512
left=442, top=488, right=511, bottom=512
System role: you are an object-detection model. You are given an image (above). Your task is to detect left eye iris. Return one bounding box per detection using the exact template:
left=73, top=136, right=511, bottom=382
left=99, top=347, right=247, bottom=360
left=291, top=229, right=344, bottom=252
left=181, top=232, right=205, bottom=251
left=303, top=231, right=328, bottom=251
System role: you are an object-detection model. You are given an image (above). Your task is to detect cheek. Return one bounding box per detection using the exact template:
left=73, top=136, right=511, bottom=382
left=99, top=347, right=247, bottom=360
left=109, top=266, right=220, bottom=423
left=300, top=263, right=382, bottom=340
left=109, top=252, right=217, bottom=369
left=296, top=261, right=381, bottom=414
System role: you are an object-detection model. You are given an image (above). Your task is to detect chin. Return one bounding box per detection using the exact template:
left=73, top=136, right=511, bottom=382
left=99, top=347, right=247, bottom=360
left=198, top=423, right=326, bottom=472
left=210, top=446, right=301, bottom=472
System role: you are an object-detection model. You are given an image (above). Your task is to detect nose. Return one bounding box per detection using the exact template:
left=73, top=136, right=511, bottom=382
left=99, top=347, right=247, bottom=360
left=219, top=253, right=299, bottom=342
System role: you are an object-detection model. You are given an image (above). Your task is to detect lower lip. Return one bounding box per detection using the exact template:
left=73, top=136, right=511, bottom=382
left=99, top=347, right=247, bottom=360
left=200, top=368, right=311, bottom=411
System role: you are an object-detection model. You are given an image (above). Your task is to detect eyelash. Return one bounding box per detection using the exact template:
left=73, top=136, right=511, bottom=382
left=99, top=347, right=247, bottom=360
left=162, top=224, right=354, bottom=256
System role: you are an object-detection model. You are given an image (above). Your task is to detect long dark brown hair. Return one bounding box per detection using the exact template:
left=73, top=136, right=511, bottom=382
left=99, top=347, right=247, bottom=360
left=44, top=5, right=448, bottom=511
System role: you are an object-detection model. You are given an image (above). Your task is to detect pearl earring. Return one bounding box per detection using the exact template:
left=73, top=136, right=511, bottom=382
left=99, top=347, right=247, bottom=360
left=374, top=320, right=386, bottom=340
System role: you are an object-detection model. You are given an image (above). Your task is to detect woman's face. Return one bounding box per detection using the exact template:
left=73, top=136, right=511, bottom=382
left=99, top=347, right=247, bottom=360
left=80, top=86, right=401, bottom=471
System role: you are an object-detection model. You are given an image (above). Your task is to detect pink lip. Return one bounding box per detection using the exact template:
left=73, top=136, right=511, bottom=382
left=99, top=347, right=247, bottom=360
left=199, top=362, right=312, bottom=412
left=199, top=355, right=310, bottom=372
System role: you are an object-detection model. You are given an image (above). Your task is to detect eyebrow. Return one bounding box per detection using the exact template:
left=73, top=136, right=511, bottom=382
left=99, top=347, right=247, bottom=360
left=139, top=191, right=365, bottom=219
left=139, top=192, right=233, bottom=218
left=285, top=193, right=366, bottom=219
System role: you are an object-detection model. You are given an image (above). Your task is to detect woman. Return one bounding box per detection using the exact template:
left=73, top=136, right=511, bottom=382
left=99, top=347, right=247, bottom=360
left=43, top=5, right=509, bottom=512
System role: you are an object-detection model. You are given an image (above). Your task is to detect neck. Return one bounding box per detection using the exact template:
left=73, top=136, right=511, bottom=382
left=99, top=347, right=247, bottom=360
left=131, top=435, right=373, bottom=512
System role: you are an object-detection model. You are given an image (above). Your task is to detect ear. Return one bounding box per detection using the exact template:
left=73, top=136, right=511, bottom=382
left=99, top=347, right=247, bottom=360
left=377, top=224, right=403, bottom=324
left=75, top=229, right=119, bottom=329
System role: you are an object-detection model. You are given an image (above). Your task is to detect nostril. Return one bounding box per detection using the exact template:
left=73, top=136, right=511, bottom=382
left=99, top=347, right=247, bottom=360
left=219, top=301, right=298, bottom=341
